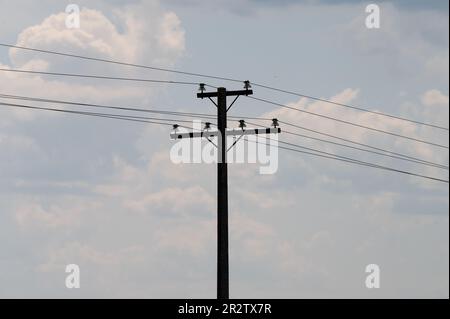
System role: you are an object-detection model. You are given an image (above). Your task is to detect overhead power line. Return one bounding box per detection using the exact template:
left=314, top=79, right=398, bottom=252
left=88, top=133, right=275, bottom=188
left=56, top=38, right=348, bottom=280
left=0, top=68, right=207, bottom=86
left=245, top=120, right=448, bottom=170
left=252, top=138, right=449, bottom=184
left=0, top=99, right=447, bottom=184
left=282, top=130, right=448, bottom=170
left=0, top=101, right=194, bottom=128
left=0, top=93, right=218, bottom=120
left=0, top=43, right=240, bottom=83
left=276, top=119, right=448, bottom=166
left=250, top=83, right=449, bottom=131
left=278, top=138, right=447, bottom=173
left=1, top=43, right=446, bottom=131
left=248, top=96, right=449, bottom=149
left=0, top=100, right=204, bottom=124
left=2, top=92, right=446, bottom=170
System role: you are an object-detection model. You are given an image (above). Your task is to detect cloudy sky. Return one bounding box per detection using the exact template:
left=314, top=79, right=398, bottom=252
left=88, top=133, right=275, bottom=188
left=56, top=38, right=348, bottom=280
left=0, top=0, right=448, bottom=298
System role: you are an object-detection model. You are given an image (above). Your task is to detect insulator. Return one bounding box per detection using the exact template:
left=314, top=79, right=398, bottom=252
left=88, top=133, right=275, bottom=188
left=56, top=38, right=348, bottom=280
left=272, top=118, right=279, bottom=128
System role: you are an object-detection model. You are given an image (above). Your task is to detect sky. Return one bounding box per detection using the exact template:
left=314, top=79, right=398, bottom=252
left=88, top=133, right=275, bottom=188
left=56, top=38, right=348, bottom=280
left=0, top=0, right=448, bottom=298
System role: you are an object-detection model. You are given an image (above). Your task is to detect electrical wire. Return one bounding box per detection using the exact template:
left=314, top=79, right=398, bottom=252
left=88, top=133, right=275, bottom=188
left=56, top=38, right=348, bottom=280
left=2, top=92, right=446, bottom=169
left=247, top=96, right=449, bottom=149
left=2, top=42, right=446, bottom=130
left=250, top=82, right=449, bottom=131
left=0, top=43, right=238, bottom=84
left=0, top=93, right=222, bottom=124
left=0, top=101, right=201, bottom=130
left=1, top=99, right=447, bottom=183
left=244, top=137, right=449, bottom=183
left=244, top=120, right=448, bottom=170
left=276, top=119, right=448, bottom=164
left=0, top=68, right=205, bottom=86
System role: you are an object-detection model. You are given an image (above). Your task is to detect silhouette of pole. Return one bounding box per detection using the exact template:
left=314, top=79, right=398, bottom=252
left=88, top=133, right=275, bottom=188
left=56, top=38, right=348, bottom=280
left=217, top=87, right=229, bottom=299
left=192, top=85, right=259, bottom=299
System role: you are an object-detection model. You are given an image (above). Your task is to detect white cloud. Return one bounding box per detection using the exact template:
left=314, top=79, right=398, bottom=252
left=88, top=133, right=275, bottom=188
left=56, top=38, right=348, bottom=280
left=11, top=4, right=185, bottom=69
left=0, top=1, right=186, bottom=123
left=422, top=89, right=450, bottom=108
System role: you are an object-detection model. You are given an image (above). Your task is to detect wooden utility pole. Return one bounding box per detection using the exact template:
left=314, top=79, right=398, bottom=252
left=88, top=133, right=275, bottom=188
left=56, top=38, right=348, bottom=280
left=170, top=82, right=280, bottom=299
left=216, top=87, right=229, bottom=299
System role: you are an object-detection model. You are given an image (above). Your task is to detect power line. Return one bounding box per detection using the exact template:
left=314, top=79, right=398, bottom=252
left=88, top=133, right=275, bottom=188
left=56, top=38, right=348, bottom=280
left=0, top=101, right=195, bottom=128
left=0, top=93, right=266, bottom=126
left=0, top=100, right=205, bottom=124
left=245, top=120, right=448, bottom=170
left=2, top=92, right=445, bottom=169
left=0, top=101, right=217, bottom=134
left=247, top=137, right=449, bottom=184
left=276, top=144, right=449, bottom=184
left=279, top=138, right=446, bottom=172
left=0, top=93, right=218, bottom=120
left=248, top=96, right=449, bottom=149
left=276, top=119, right=448, bottom=166
left=242, top=117, right=450, bottom=168
left=0, top=94, right=220, bottom=132
left=0, top=68, right=206, bottom=86
left=0, top=43, right=240, bottom=84
left=250, top=82, right=449, bottom=131
left=282, top=130, right=448, bottom=170
left=2, top=43, right=446, bottom=131
left=1, top=100, right=447, bottom=183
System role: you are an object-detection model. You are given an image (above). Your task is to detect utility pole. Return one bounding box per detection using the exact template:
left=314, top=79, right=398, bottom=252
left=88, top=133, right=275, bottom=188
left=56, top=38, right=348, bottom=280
left=170, top=82, right=280, bottom=299
left=216, top=87, right=229, bottom=299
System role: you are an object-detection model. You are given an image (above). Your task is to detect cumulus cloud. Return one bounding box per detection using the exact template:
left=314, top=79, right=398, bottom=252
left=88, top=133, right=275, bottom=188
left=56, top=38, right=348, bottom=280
left=11, top=4, right=185, bottom=69
left=0, top=0, right=187, bottom=181
left=0, top=1, right=186, bottom=125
